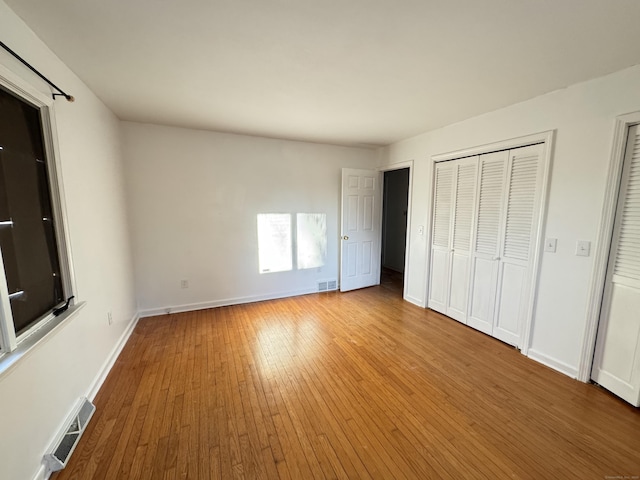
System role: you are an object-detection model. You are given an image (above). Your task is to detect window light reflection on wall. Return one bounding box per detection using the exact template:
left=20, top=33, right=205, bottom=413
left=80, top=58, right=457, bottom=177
left=257, top=213, right=292, bottom=273
left=297, top=213, right=327, bottom=270
left=257, top=213, right=327, bottom=274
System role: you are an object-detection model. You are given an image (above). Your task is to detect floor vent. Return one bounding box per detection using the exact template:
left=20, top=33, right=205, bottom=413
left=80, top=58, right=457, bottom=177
left=318, top=279, right=338, bottom=292
left=45, top=397, right=95, bottom=473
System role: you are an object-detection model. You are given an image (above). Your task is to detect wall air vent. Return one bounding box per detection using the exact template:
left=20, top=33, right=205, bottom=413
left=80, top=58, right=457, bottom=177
left=318, top=279, right=338, bottom=292
left=44, top=397, right=95, bottom=474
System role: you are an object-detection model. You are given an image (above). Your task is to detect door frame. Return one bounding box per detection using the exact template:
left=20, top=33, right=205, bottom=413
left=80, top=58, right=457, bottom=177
left=427, top=130, right=554, bottom=355
left=578, top=111, right=640, bottom=382
left=378, top=161, right=414, bottom=302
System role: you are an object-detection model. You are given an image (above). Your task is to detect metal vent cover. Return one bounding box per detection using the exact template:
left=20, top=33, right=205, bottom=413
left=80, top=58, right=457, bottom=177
left=318, top=279, right=338, bottom=292
left=45, top=397, right=95, bottom=473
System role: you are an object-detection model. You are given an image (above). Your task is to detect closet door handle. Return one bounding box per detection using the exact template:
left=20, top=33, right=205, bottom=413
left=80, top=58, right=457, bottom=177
left=493, top=256, right=501, bottom=261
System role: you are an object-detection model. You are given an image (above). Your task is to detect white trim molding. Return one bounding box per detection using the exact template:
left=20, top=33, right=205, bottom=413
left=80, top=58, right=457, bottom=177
left=577, top=111, right=640, bottom=382
left=379, top=160, right=414, bottom=304
left=31, top=464, right=46, bottom=480
left=520, top=131, right=555, bottom=356
left=30, top=311, right=139, bottom=480
left=0, top=303, right=86, bottom=379
left=138, top=286, right=329, bottom=318
left=432, top=131, right=553, bottom=163
left=528, top=349, right=579, bottom=379
left=0, top=63, right=78, bottom=357
left=404, top=295, right=426, bottom=308
left=86, top=312, right=140, bottom=400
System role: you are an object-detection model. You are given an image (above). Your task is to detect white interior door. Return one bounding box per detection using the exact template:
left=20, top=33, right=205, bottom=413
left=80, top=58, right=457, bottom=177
left=467, top=151, right=508, bottom=335
left=592, top=124, right=640, bottom=406
left=493, top=144, right=544, bottom=347
left=428, top=162, right=455, bottom=313
left=340, top=168, right=381, bottom=292
left=446, top=157, right=479, bottom=322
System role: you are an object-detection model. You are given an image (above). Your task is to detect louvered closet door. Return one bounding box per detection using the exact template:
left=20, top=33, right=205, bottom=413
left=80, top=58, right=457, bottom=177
left=493, top=144, right=544, bottom=346
left=446, top=156, right=479, bottom=322
left=428, top=161, right=455, bottom=313
left=592, top=124, right=640, bottom=406
left=467, top=151, right=508, bottom=335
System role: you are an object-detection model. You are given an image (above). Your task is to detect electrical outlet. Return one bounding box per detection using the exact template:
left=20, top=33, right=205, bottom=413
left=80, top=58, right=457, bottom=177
left=107, top=311, right=113, bottom=325
left=180, top=279, right=189, bottom=289
left=576, top=240, right=591, bottom=257
left=544, top=238, right=557, bottom=253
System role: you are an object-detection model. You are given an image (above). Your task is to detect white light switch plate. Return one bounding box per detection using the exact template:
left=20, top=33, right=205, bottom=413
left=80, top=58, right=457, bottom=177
left=576, top=240, right=591, bottom=257
left=417, top=225, right=424, bottom=236
left=544, top=238, right=557, bottom=253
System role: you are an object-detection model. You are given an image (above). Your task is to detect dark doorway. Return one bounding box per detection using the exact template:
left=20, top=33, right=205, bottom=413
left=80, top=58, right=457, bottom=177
left=381, top=168, right=410, bottom=295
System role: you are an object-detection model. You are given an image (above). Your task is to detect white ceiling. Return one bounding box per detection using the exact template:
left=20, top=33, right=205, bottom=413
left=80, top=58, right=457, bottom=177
left=6, top=0, right=640, bottom=147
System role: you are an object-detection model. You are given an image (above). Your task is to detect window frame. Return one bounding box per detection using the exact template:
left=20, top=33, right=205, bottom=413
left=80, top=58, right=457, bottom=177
left=0, top=63, right=77, bottom=355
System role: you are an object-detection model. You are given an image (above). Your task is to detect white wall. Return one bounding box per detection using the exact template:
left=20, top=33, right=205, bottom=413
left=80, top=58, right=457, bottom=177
left=122, top=122, right=376, bottom=314
left=380, top=64, right=640, bottom=378
left=0, top=3, right=137, bottom=480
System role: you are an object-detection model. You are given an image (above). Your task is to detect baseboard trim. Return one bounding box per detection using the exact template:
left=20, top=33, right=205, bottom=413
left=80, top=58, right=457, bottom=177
left=527, top=349, right=578, bottom=379
left=138, top=287, right=328, bottom=318
left=86, top=312, right=140, bottom=401
left=32, top=312, right=140, bottom=480
left=31, top=464, right=46, bottom=480
left=404, top=294, right=425, bottom=308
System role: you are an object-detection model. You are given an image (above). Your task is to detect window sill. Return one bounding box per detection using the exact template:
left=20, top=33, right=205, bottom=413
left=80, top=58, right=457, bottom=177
left=0, top=301, right=86, bottom=379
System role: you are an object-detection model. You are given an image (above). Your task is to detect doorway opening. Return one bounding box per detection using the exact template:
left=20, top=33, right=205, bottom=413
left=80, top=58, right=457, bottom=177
left=381, top=168, right=410, bottom=296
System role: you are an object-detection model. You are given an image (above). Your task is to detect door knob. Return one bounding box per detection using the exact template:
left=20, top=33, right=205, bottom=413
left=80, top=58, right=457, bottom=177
left=342, top=235, right=349, bottom=240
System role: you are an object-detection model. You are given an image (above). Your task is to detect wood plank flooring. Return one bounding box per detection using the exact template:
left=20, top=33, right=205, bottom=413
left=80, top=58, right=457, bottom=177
left=54, top=284, right=640, bottom=479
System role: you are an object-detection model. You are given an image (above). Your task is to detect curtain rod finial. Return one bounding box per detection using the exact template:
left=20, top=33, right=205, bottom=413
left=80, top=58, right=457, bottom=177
left=66, top=95, right=75, bottom=102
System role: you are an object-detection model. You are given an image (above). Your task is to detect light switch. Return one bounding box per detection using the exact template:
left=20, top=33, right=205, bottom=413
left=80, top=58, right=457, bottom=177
left=544, top=238, right=557, bottom=253
left=417, top=225, right=424, bottom=236
left=576, top=240, right=591, bottom=257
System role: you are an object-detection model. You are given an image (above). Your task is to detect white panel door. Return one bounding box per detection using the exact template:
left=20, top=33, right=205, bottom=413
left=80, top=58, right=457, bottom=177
left=592, top=124, right=640, bottom=406
left=467, top=151, right=508, bottom=335
left=493, top=144, right=544, bottom=346
left=428, top=162, right=455, bottom=314
left=340, top=169, right=381, bottom=292
left=446, top=157, right=479, bottom=323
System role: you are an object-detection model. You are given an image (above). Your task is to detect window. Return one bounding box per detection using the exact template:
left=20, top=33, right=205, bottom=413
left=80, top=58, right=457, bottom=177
left=0, top=82, right=72, bottom=355
left=257, top=213, right=327, bottom=273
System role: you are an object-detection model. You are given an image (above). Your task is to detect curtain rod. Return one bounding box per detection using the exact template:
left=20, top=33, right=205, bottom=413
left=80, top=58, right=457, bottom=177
left=0, top=40, right=74, bottom=102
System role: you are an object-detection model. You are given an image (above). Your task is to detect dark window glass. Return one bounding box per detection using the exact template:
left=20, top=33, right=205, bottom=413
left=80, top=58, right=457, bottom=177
left=0, top=87, right=63, bottom=335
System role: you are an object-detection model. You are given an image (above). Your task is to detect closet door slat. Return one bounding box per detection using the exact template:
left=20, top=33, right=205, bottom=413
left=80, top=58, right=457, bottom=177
left=432, top=164, right=454, bottom=248
left=475, top=158, right=506, bottom=255
left=453, top=163, right=477, bottom=252
left=503, top=153, right=540, bottom=261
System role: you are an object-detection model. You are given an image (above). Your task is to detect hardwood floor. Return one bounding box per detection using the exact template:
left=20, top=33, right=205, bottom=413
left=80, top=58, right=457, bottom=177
left=380, top=267, right=404, bottom=296
left=54, top=285, right=640, bottom=479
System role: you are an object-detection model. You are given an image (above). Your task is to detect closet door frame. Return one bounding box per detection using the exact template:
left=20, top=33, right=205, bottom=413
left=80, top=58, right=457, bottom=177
left=429, top=130, right=554, bottom=355
left=578, top=112, right=640, bottom=382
